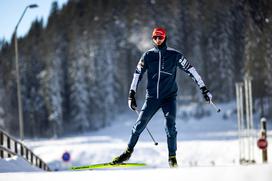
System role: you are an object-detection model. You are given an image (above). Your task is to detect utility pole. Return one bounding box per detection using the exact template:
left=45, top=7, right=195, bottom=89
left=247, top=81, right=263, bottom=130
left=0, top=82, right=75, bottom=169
left=14, top=4, right=38, bottom=140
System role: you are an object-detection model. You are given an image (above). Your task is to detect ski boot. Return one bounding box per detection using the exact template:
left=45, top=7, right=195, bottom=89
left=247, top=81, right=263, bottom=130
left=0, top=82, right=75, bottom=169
left=168, top=156, right=178, bottom=168
left=111, top=148, right=133, bottom=164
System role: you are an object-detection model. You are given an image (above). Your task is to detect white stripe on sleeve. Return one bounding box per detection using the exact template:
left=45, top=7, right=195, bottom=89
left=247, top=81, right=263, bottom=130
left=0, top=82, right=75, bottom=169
left=130, top=73, right=140, bottom=91
left=188, top=67, right=205, bottom=88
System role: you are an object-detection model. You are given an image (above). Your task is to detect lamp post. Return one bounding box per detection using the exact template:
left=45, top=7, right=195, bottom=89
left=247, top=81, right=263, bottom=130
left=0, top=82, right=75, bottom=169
left=14, top=4, right=38, bottom=140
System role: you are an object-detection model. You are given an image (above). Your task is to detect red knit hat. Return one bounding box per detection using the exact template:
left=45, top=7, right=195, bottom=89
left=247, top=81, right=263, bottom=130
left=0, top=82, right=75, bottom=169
left=152, top=27, right=166, bottom=39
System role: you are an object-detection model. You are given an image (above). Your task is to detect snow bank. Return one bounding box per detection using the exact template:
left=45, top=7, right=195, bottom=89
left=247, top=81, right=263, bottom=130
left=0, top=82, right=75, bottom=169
left=0, top=102, right=271, bottom=181
left=0, top=156, right=42, bottom=173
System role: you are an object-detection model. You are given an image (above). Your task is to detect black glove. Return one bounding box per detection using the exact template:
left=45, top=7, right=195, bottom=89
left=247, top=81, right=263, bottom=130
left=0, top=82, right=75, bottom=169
left=128, top=90, right=137, bottom=111
left=200, top=86, right=212, bottom=103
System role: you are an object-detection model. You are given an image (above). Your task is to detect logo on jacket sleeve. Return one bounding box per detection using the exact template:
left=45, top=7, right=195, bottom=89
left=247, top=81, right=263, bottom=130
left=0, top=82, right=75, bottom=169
left=179, top=57, right=192, bottom=70
left=179, top=57, right=187, bottom=66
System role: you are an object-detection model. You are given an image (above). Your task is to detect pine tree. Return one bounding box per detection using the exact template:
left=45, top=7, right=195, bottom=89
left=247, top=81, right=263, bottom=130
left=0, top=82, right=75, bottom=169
left=1, top=0, right=272, bottom=137
left=67, top=30, right=91, bottom=133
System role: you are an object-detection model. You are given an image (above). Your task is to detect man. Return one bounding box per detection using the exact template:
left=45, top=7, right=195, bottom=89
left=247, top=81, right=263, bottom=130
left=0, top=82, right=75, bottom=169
left=112, top=27, right=212, bottom=168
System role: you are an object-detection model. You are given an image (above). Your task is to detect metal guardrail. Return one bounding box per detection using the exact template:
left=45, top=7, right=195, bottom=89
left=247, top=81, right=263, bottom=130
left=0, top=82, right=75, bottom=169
left=0, top=129, right=50, bottom=171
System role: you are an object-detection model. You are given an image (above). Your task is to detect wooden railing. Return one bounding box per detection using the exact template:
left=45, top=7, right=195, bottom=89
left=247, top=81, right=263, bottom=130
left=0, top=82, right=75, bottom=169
left=0, top=129, right=50, bottom=171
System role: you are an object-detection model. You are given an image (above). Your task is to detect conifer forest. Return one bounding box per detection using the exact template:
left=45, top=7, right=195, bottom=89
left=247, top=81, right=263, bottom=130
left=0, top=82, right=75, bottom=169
left=0, top=0, right=271, bottom=137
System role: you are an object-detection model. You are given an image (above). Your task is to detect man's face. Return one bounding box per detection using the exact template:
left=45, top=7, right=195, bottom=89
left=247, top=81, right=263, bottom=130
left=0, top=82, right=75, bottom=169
left=152, top=36, right=165, bottom=46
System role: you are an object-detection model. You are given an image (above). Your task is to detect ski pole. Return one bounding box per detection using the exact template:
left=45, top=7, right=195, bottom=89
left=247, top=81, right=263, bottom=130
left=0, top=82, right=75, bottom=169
left=146, top=127, right=158, bottom=146
left=210, top=100, right=221, bottom=113
left=135, top=110, right=158, bottom=146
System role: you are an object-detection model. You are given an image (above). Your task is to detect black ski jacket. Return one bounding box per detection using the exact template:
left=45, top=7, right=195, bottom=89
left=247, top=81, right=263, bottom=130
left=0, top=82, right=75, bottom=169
left=130, top=43, right=206, bottom=99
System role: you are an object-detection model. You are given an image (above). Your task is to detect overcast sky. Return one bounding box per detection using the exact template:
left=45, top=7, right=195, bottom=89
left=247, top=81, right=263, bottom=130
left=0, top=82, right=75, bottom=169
left=0, top=0, right=68, bottom=42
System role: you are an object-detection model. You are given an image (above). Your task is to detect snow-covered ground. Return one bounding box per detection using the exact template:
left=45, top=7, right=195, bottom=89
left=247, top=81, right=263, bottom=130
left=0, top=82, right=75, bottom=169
left=0, top=102, right=272, bottom=181
left=0, top=156, right=42, bottom=173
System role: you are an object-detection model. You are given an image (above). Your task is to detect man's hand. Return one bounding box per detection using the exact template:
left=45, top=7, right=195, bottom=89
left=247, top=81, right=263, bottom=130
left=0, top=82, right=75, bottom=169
left=200, top=86, right=212, bottom=103
left=128, top=90, right=137, bottom=111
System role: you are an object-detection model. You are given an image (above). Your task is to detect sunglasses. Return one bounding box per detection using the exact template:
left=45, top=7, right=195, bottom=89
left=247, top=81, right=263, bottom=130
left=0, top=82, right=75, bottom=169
left=153, top=36, right=164, bottom=40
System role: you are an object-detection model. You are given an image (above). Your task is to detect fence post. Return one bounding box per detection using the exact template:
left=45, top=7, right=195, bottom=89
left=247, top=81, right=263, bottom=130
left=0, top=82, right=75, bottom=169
left=36, top=157, right=39, bottom=167
left=259, top=117, right=268, bottom=163
left=236, top=83, right=243, bottom=163
left=15, top=141, right=18, bottom=154
left=0, top=132, right=3, bottom=158
left=31, top=152, right=34, bottom=164
left=26, top=148, right=29, bottom=161
left=236, top=76, right=256, bottom=164
left=39, top=159, right=42, bottom=169
left=7, top=137, right=11, bottom=158
left=244, top=76, right=255, bottom=163
left=20, top=143, right=24, bottom=156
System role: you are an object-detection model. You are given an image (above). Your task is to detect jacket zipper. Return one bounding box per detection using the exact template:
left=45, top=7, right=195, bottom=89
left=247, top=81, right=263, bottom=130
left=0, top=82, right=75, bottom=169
left=157, top=51, right=161, bottom=99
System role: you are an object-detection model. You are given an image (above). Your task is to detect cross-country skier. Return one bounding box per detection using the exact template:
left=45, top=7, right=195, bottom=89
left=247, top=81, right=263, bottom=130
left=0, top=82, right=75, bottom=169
left=112, top=27, right=212, bottom=168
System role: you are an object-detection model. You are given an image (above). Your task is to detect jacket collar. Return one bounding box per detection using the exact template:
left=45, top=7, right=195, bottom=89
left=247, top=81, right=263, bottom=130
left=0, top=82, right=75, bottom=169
left=153, top=39, right=167, bottom=51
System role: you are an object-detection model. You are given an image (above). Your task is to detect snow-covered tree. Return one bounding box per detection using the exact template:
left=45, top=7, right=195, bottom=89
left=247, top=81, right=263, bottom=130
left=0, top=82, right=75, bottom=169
left=68, top=35, right=90, bottom=133
left=1, top=0, right=272, bottom=137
